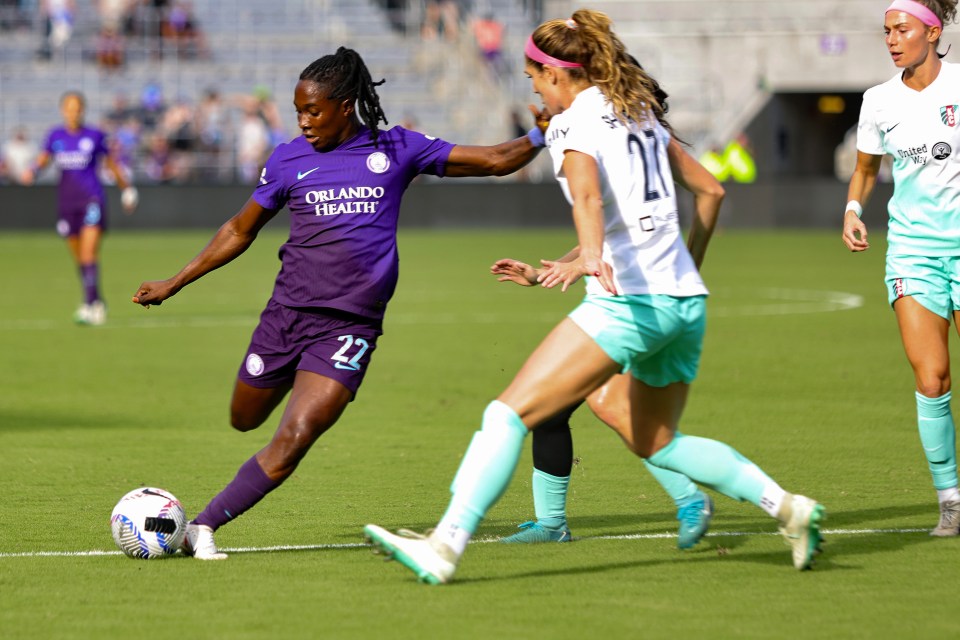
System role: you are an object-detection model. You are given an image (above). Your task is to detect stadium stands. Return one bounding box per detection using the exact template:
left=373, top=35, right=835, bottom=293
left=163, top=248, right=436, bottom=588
left=3, top=0, right=960, bottom=184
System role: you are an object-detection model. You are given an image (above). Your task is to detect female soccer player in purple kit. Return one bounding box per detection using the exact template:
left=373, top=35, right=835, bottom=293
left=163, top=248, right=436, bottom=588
left=131, top=47, right=546, bottom=559
left=23, top=91, right=139, bottom=325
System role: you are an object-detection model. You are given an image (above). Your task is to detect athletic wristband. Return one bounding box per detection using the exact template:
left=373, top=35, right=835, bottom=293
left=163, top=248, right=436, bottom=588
left=845, top=200, right=863, bottom=218
left=527, top=126, right=545, bottom=148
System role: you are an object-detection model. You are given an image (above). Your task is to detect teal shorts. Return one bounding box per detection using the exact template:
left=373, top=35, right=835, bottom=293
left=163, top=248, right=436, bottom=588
left=885, top=254, right=960, bottom=320
left=568, top=294, right=707, bottom=388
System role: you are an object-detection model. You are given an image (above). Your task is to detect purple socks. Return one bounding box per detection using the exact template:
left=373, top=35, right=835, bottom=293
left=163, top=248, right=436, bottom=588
left=79, top=263, right=100, bottom=304
left=193, top=455, right=282, bottom=531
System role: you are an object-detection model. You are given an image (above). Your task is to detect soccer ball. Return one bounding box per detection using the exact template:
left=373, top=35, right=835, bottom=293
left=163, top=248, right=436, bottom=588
left=110, top=487, right=187, bottom=559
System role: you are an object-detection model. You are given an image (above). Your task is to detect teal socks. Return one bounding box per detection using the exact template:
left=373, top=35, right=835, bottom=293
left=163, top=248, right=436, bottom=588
left=441, top=400, right=529, bottom=537
left=532, top=469, right=570, bottom=529
left=642, top=435, right=698, bottom=506
left=916, top=392, right=958, bottom=491
left=646, top=432, right=776, bottom=508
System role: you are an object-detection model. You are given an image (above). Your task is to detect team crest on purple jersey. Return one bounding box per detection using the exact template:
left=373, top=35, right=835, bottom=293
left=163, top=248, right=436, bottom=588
left=366, top=152, right=390, bottom=173
left=941, top=105, right=958, bottom=127
left=245, top=353, right=265, bottom=376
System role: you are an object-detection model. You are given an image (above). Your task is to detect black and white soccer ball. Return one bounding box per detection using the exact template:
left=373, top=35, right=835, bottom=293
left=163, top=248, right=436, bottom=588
left=110, top=487, right=187, bottom=559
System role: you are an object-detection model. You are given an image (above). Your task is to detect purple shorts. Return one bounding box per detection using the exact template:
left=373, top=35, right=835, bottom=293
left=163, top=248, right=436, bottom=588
left=56, top=197, right=108, bottom=237
left=238, top=298, right=383, bottom=395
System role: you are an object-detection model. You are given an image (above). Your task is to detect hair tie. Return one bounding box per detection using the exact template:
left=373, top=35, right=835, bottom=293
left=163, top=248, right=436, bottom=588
left=565, top=18, right=578, bottom=29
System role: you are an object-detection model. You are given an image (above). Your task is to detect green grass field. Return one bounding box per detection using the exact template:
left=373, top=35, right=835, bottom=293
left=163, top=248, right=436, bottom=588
left=1, top=227, right=957, bottom=639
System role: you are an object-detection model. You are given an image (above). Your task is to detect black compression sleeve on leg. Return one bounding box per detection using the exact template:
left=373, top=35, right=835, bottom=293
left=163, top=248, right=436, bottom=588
left=531, top=402, right=582, bottom=477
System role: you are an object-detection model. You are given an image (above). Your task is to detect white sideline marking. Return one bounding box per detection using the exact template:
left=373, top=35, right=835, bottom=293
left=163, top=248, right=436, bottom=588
left=0, top=527, right=928, bottom=559
left=0, top=288, right=864, bottom=332
left=710, top=288, right=863, bottom=318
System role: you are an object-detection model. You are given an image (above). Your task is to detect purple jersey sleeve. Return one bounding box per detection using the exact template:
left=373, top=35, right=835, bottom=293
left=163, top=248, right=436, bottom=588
left=251, top=150, right=289, bottom=211
left=250, top=127, right=454, bottom=320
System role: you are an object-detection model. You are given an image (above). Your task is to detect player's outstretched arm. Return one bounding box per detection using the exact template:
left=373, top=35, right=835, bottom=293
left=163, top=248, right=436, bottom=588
left=842, top=151, right=882, bottom=253
left=668, top=139, right=724, bottom=270
left=132, top=198, right=279, bottom=307
left=444, top=105, right=549, bottom=178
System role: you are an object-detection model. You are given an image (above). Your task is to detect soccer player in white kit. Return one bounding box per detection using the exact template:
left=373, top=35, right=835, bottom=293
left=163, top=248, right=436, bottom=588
left=842, top=0, right=960, bottom=535
left=365, top=9, right=825, bottom=584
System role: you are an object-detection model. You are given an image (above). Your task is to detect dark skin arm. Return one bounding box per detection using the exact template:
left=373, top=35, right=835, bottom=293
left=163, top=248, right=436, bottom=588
left=132, top=197, right=280, bottom=307
left=444, top=105, right=548, bottom=177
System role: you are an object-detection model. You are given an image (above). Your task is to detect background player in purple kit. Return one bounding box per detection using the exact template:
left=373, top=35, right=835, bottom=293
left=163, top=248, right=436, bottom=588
left=131, top=47, right=546, bottom=559
left=22, top=91, right=139, bottom=326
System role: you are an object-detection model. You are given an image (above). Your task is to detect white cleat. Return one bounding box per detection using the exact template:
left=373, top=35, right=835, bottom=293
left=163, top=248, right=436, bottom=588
left=73, top=301, right=106, bottom=326
left=778, top=495, right=825, bottom=570
left=87, top=301, right=106, bottom=326
left=73, top=304, right=91, bottom=325
left=931, top=500, right=960, bottom=537
left=182, top=523, right=228, bottom=560
left=363, top=524, right=457, bottom=585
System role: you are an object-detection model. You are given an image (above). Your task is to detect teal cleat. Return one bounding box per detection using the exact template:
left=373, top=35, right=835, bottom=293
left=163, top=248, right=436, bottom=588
left=500, top=520, right=572, bottom=543
left=676, top=491, right=714, bottom=550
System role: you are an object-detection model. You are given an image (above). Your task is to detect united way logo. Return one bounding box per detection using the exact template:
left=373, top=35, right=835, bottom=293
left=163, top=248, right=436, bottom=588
left=941, top=105, right=958, bottom=127
left=933, top=142, right=952, bottom=160
left=245, top=353, right=265, bottom=376
left=366, top=152, right=390, bottom=174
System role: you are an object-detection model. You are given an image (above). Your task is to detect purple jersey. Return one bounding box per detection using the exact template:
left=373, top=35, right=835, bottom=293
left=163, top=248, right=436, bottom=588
left=43, top=126, right=110, bottom=206
left=252, top=126, right=455, bottom=320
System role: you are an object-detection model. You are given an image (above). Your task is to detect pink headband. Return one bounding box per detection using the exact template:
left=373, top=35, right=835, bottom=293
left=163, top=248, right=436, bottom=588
left=886, top=0, right=942, bottom=28
left=524, top=35, right=583, bottom=68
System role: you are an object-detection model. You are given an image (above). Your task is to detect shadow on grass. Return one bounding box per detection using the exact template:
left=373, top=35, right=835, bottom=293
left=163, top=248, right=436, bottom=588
left=0, top=409, right=132, bottom=431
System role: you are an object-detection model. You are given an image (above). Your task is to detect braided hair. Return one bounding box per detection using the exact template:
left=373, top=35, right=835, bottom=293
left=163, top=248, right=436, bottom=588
left=299, top=47, right=389, bottom=145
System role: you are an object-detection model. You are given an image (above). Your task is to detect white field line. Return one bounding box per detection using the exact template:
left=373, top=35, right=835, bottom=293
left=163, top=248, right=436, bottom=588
left=0, top=527, right=927, bottom=559
left=0, top=289, right=864, bottom=332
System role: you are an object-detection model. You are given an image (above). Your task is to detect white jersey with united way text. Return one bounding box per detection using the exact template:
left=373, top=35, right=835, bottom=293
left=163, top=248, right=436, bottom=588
left=857, top=61, right=960, bottom=256
left=546, top=86, right=707, bottom=297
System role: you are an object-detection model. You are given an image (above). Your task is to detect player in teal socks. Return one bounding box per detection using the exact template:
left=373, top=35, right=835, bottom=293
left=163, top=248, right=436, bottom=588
left=842, top=0, right=960, bottom=536
left=493, top=56, right=713, bottom=550
left=364, top=9, right=824, bottom=584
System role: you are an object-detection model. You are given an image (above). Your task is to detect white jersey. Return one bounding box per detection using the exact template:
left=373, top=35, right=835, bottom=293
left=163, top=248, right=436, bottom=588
left=857, top=61, right=960, bottom=256
left=546, top=86, right=707, bottom=297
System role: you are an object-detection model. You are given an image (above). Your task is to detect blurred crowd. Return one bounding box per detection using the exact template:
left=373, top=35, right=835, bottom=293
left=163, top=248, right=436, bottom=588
left=0, top=83, right=291, bottom=186
left=0, top=0, right=208, bottom=67
left=376, top=0, right=510, bottom=82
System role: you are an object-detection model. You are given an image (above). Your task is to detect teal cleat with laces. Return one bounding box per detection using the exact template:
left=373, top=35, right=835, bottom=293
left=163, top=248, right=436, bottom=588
left=500, top=520, right=572, bottom=543
left=676, top=491, right=713, bottom=550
